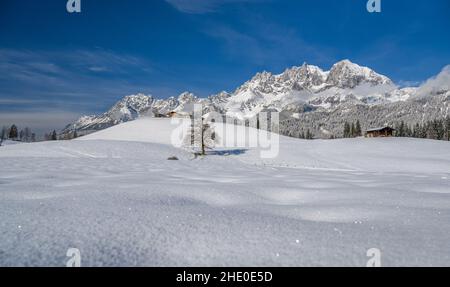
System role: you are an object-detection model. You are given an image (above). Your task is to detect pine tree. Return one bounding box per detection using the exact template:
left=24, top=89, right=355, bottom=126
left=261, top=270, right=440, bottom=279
left=405, top=124, right=412, bottom=138
left=9, top=124, right=18, bottom=140
left=350, top=123, right=355, bottom=138
left=413, top=123, right=420, bottom=138
left=355, top=120, right=362, bottom=137
left=446, top=116, right=450, bottom=141
left=419, top=122, right=427, bottom=138
left=51, top=130, right=57, bottom=141
left=435, top=119, right=445, bottom=140
left=396, top=121, right=405, bottom=137
left=1, top=127, right=5, bottom=138
left=343, top=122, right=350, bottom=138
left=427, top=120, right=438, bottom=140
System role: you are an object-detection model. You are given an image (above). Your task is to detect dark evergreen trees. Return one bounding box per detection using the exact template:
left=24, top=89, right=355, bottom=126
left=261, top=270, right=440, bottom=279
left=9, top=124, right=18, bottom=140
left=343, top=122, right=351, bottom=138
left=446, top=116, right=450, bottom=141
left=355, top=120, right=362, bottom=137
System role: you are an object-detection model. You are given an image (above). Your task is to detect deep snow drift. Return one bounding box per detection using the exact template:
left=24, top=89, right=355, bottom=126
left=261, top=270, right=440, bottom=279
left=0, top=118, right=449, bottom=266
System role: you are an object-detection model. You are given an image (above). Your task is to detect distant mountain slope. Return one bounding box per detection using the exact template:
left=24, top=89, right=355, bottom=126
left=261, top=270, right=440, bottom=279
left=62, top=92, right=205, bottom=135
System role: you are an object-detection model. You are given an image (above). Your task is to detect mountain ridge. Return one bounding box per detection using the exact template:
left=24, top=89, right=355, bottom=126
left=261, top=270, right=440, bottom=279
left=62, top=60, right=450, bottom=138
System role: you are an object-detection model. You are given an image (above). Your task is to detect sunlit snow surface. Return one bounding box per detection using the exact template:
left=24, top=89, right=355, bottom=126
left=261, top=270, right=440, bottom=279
left=0, top=118, right=449, bottom=266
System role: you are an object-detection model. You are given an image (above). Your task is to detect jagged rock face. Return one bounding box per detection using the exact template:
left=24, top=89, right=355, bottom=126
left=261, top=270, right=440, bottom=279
left=62, top=93, right=155, bottom=134
left=325, top=60, right=392, bottom=89
left=63, top=60, right=449, bottom=137
left=221, top=59, right=399, bottom=116
left=280, top=63, right=328, bottom=90
left=209, top=91, right=232, bottom=114
left=234, top=63, right=328, bottom=96
left=235, top=72, right=276, bottom=95
left=62, top=91, right=211, bottom=134
left=107, top=94, right=154, bottom=122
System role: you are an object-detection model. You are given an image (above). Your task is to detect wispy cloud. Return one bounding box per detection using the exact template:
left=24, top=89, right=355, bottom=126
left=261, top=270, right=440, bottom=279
left=165, top=0, right=263, bottom=14
left=204, top=20, right=334, bottom=68
left=0, top=48, right=151, bottom=85
left=0, top=48, right=169, bottom=132
left=397, top=80, right=423, bottom=88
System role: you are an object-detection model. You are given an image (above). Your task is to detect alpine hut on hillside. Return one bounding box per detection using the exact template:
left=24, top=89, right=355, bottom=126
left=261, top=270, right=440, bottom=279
left=365, top=126, right=395, bottom=138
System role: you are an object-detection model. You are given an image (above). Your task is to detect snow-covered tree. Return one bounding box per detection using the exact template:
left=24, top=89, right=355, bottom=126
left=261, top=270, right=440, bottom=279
left=350, top=123, right=355, bottom=137
left=183, top=111, right=218, bottom=156
left=24, top=127, right=31, bottom=142
left=355, top=120, right=362, bottom=137
left=305, top=129, right=314, bottom=140
left=343, top=122, right=350, bottom=138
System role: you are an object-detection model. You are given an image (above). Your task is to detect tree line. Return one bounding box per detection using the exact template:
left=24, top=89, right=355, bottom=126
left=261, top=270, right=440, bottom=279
left=1, top=124, right=80, bottom=147
left=343, top=120, right=362, bottom=138
left=341, top=117, right=450, bottom=141
left=1, top=125, right=36, bottom=146
left=394, top=117, right=450, bottom=141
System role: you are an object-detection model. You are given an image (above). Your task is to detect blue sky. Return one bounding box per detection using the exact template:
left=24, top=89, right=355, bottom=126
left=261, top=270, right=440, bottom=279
left=0, top=0, right=449, bottom=132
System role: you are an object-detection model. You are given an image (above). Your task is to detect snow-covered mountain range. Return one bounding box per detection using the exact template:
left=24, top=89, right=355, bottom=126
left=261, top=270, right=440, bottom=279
left=62, top=60, right=450, bottom=137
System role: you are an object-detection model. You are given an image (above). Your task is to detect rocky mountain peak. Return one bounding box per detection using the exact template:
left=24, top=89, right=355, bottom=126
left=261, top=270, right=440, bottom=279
left=62, top=61, right=449, bottom=138
left=326, top=59, right=393, bottom=89
left=177, top=92, right=196, bottom=103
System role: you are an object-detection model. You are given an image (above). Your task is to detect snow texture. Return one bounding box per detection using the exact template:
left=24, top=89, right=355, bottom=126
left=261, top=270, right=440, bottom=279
left=1, top=118, right=449, bottom=266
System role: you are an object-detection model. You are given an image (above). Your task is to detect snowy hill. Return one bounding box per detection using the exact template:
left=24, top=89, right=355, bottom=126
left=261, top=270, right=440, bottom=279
left=1, top=118, right=449, bottom=266
left=62, top=92, right=207, bottom=135
left=62, top=61, right=449, bottom=138
left=79, top=117, right=450, bottom=174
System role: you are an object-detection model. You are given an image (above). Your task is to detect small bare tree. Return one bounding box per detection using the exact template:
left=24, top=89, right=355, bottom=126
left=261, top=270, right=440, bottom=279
left=183, top=110, right=218, bottom=156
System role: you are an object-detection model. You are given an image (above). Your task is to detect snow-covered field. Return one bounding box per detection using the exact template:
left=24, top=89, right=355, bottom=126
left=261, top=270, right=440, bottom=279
left=0, top=140, right=23, bottom=146
left=0, top=118, right=449, bottom=266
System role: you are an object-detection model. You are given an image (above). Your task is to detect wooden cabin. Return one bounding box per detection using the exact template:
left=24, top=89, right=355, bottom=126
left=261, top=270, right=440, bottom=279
left=167, top=111, right=192, bottom=118
left=365, top=126, right=395, bottom=138
left=167, top=111, right=178, bottom=118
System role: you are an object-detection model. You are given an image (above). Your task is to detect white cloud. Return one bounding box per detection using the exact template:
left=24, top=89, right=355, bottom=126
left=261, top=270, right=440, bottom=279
left=88, top=66, right=109, bottom=72
left=416, top=65, right=450, bottom=96
left=397, top=80, right=423, bottom=88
